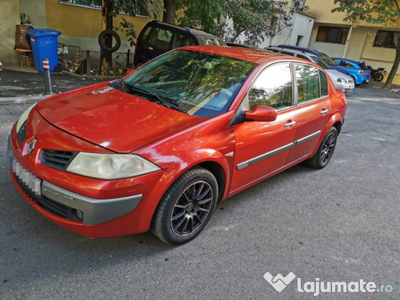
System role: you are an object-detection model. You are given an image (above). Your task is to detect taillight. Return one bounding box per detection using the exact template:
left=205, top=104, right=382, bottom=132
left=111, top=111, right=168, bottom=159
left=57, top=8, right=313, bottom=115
left=359, top=70, right=366, bottom=75
left=134, top=41, right=138, bottom=54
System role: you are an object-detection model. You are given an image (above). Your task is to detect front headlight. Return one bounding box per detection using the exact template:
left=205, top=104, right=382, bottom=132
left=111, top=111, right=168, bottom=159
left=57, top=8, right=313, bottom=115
left=336, top=78, right=343, bottom=83
left=16, top=103, right=36, bottom=132
left=67, top=153, right=161, bottom=179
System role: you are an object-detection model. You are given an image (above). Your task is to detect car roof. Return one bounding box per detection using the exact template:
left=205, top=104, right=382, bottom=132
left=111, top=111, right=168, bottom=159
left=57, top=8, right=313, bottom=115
left=277, top=44, right=317, bottom=53
left=179, top=45, right=294, bottom=64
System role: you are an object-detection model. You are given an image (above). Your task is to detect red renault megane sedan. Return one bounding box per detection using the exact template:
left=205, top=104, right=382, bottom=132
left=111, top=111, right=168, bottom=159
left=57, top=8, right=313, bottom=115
left=8, top=46, right=347, bottom=245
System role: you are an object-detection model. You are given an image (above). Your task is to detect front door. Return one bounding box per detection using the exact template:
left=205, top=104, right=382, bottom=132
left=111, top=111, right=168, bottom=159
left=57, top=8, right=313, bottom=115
left=230, top=62, right=297, bottom=195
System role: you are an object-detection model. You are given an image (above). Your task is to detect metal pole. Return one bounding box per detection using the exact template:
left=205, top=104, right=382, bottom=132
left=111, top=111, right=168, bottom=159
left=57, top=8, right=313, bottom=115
left=42, top=58, right=53, bottom=95
left=86, top=50, right=91, bottom=76
left=343, top=25, right=353, bottom=59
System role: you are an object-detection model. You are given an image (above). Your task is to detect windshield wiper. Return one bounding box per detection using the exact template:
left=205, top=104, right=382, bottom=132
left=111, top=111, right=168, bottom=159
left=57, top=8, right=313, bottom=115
left=125, top=85, right=187, bottom=114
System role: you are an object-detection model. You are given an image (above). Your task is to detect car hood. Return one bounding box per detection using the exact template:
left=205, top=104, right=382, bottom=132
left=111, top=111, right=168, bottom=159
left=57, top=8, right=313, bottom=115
left=326, top=69, right=353, bottom=82
left=329, top=64, right=351, bottom=76
left=35, top=83, right=202, bottom=153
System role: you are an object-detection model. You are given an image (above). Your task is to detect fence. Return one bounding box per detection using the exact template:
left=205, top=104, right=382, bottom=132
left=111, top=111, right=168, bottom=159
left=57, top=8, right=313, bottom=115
left=58, top=43, right=134, bottom=76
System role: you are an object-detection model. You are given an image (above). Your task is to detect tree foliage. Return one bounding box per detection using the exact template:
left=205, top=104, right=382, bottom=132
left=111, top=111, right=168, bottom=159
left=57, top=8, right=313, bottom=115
left=108, top=0, right=163, bottom=46
left=332, top=0, right=400, bottom=89
left=176, top=0, right=293, bottom=46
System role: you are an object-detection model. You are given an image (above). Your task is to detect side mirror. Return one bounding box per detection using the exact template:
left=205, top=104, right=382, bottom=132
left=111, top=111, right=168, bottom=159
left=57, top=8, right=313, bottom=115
left=126, top=68, right=134, bottom=76
left=245, top=106, right=277, bottom=122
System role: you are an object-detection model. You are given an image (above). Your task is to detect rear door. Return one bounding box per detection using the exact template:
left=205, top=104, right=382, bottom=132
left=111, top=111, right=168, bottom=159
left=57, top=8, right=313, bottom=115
left=286, top=64, right=331, bottom=163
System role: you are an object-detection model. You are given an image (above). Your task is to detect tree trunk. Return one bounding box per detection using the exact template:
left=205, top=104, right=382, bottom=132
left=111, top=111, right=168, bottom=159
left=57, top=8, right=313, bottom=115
left=383, top=35, right=400, bottom=90
left=163, top=0, right=176, bottom=24
left=101, top=0, right=113, bottom=71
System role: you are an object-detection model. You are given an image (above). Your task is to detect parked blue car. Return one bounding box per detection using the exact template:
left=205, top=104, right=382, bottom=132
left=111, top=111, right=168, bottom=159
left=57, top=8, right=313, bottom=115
left=331, top=58, right=371, bottom=85
left=276, top=45, right=351, bottom=76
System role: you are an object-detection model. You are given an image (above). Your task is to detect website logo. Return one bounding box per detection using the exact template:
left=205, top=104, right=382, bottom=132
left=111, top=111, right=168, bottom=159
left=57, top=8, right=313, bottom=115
left=263, top=272, right=296, bottom=292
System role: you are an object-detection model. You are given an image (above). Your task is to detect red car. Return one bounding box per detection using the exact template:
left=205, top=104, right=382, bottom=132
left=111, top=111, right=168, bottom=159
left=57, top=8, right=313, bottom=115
left=8, top=46, right=347, bottom=245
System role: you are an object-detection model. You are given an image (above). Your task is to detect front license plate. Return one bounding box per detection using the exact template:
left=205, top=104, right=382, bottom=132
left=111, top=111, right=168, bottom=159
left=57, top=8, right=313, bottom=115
left=11, top=156, right=42, bottom=197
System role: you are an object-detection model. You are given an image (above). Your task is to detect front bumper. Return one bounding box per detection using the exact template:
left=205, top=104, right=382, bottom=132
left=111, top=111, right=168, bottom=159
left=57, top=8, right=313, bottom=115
left=8, top=112, right=175, bottom=237
left=335, top=81, right=354, bottom=93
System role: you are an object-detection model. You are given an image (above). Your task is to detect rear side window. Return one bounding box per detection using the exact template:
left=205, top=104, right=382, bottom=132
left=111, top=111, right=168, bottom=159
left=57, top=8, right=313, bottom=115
left=281, top=51, right=294, bottom=56
left=248, top=62, right=293, bottom=110
left=319, top=71, right=328, bottom=97
left=295, top=64, right=320, bottom=103
left=149, top=28, right=173, bottom=51
left=297, top=54, right=310, bottom=61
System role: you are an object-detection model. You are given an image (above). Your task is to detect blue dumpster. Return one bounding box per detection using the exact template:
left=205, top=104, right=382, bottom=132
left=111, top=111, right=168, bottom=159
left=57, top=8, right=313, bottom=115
left=26, top=28, right=61, bottom=72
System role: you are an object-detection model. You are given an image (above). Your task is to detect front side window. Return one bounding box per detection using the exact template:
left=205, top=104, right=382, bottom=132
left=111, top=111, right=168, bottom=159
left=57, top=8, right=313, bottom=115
left=121, top=50, right=256, bottom=117
left=248, top=63, right=293, bottom=110
left=172, top=33, right=196, bottom=48
left=197, top=37, right=225, bottom=46
left=295, top=64, right=320, bottom=103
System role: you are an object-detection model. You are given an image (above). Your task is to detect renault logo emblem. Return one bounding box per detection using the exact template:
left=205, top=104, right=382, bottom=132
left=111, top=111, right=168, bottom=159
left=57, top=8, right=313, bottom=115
left=27, top=138, right=37, bottom=155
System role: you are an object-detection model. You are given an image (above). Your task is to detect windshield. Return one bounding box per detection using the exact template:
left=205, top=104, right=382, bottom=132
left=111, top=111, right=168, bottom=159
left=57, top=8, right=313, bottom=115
left=121, top=50, right=256, bottom=117
left=310, top=56, right=331, bottom=69
left=317, top=51, right=336, bottom=66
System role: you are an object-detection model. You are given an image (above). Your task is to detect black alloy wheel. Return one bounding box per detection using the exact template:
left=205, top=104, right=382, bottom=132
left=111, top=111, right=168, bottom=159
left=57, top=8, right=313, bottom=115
left=306, top=127, right=338, bottom=169
left=151, top=167, right=218, bottom=245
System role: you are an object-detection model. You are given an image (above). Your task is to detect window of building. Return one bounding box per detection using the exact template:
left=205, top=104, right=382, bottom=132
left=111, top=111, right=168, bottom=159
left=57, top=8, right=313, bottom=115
left=59, top=0, right=147, bottom=15
left=316, top=26, right=349, bottom=44
left=373, top=31, right=398, bottom=48
left=59, top=0, right=102, bottom=9
left=248, top=63, right=293, bottom=110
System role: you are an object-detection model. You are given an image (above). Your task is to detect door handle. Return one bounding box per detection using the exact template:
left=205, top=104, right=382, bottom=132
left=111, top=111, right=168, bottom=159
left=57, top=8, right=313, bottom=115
left=321, top=108, right=329, bottom=115
left=148, top=47, right=154, bottom=50
left=284, top=120, right=296, bottom=127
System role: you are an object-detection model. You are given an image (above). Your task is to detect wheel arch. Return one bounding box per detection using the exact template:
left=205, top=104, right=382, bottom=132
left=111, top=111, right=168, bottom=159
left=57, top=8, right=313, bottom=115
left=197, top=161, right=226, bottom=203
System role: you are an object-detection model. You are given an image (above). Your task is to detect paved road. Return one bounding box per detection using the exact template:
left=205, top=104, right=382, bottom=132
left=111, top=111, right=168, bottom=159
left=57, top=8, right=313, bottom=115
left=0, top=85, right=399, bottom=299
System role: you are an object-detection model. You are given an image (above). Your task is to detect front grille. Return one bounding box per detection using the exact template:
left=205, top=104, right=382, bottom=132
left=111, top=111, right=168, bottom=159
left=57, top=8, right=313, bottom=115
left=41, top=150, right=77, bottom=171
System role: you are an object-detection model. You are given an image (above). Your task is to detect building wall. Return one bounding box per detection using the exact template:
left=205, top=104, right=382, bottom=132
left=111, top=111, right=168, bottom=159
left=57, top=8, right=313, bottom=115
left=20, top=0, right=47, bottom=28
left=306, top=0, right=400, bottom=85
left=0, top=0, right=22, bottom=66
left=45, top=0, right=152, bottom=52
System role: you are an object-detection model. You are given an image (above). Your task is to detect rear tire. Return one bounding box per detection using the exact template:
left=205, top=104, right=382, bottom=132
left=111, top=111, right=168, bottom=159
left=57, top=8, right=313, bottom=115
left=151, top=167, right=218, bottom=245
left=306, top=127, right=338, bottom=169
left=374, top=73, right=384, bottom=82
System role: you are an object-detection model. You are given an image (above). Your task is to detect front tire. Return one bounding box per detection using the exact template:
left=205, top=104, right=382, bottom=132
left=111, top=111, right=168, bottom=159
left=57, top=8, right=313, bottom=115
left=151, top=167, right=218, bottom=245
left=306, top=127, right=338, bottom=169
